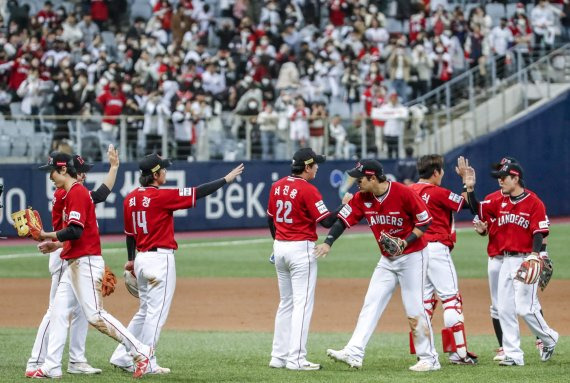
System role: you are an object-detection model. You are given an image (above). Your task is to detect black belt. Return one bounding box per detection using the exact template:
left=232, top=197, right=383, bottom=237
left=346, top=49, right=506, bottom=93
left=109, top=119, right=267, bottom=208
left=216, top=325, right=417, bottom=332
left=504, top=251, right=526, bottom=256
left=148, top=247, right=158, bottom=252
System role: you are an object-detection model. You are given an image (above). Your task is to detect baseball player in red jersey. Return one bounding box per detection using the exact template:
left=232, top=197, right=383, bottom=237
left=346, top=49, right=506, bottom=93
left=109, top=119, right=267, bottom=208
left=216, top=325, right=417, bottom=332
left=315, top=159, right=440, bottom=372
left=464, top=161, right=558, bottom=366
left=26, top=147, right=119, bottom=377
left=28, top=152, right=153, bottom=379
left=468, top=156, right=550, bottom=362
left=267, top=148, right=350, bottom=371
left=110, top=154, right=244, bottom=374
left=408, top=155, right=478, bottom=365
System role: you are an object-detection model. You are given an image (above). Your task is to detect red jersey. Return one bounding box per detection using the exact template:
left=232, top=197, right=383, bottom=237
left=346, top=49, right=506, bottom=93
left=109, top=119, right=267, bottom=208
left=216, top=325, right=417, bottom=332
left=96, top=91, right=126, bottom=124
left=266, top=176, right=330, bottom=242
left=124, top=186, right=197, bottom=252
left=52, top=188, right=66, bottom=231
left=61, top=183, right=102, bottom=259
left=479, top=190, right=549, bottom=254
left=338, top=181, right=432, bottom=257
left=409, top=182, right=464, bottom=250
left=479, top=189, right=505, bottom=257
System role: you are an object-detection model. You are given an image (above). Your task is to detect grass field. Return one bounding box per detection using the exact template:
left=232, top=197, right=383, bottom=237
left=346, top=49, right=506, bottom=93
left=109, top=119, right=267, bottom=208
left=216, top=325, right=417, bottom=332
left=1, top=223, right=569, bottom=382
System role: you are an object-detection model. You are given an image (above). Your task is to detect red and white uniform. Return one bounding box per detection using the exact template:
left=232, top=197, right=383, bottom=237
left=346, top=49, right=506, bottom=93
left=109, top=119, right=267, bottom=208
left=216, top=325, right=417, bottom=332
left=96, top=91, right=126, bottom=125
left=26, top=188, right=90, bottom=372
left=338, top=182, right=431, bottom=256
left=111, top=185, right=197, bottom=372
left=288, top=107, right=310, bottom=142
left=123, top=186, right=196, bottom=251
left=479, top=191, right=557, bottom=365
left=334, top=182, right=439, bottom=367
left=41, top=183, right=151, bottom=377
left=409, top=182, right=472, bottom=362
left=266, top=176, right=330, bottom=368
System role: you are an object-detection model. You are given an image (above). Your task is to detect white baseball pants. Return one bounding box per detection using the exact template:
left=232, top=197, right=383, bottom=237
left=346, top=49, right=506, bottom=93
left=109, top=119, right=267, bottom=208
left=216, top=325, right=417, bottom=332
left=110, top=250, right=176, bottom=371
left=41, top=256, right=150, bottom=376
left=498, top=254, right=558, bottom=365
left=26, top=249, right=89, bottom=370
left=487, top=256, right=503, bottom=319
left=344, top=249, right=438, bottom=364
left=271, top=240, right=318, bottom=368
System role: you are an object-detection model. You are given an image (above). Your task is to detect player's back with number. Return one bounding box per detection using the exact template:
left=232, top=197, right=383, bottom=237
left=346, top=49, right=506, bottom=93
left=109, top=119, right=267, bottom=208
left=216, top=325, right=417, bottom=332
left=123, top=186, right=196, bottom=251
left=267, top=176, right=329, bottom=242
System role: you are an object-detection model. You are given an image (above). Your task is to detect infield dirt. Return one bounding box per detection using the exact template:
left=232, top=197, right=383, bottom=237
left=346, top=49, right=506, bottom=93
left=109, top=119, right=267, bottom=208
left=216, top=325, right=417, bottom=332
left=4, top=278, right=569, bottom=335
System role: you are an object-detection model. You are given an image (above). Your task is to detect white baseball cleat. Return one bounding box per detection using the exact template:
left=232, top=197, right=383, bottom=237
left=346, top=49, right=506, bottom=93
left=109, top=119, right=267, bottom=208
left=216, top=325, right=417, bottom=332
left=25, top=368, right=62, bottom=379
left=499, top=356, right=524, bottom=366
left=67, top=362, right=102, bottom=374
left=541, top=343, right=557, bottom=362
left=285, top=361, right=321, bottom=371
left=326, top=348, right=362, bottom=369
left=25, top=364, right=40, bottom=374
left=269, top=358, right=286, bottom=368
left=409, top=359, right=441, bottom=372
left=133, top=346, right=154, bottom=378
left=493, top=347, right=505, bottom=362
left=148, top=366, right=171, bottom=374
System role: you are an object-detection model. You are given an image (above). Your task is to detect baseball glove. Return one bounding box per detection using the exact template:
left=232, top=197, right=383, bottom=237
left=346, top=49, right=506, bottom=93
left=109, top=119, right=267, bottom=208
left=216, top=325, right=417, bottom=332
left=102, top=266, right=117, bottom=297
left=515, top=254, right=543, bottom=285
left=124, top=269, right=139, bottom=298
left=539, top=257, right=553, bottom=291
left=379, top=232, right=405, bottom=257
left=11, top=208, right=43, bottom=240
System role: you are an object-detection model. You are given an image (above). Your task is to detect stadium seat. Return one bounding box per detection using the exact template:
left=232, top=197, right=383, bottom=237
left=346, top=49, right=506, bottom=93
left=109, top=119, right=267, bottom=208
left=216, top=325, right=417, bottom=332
left=385, top=18, right=403, bottom=34
left=506, top=3, right=518, bottom=18
left=130, top=0, right=153, bottom=21
left=9, top=102, right=22, bottom=117
left=0, top=135, right=11, bottom=157
left=486, top=3, right=506, bottom=26
left=11, top=136, right=28, bottom=156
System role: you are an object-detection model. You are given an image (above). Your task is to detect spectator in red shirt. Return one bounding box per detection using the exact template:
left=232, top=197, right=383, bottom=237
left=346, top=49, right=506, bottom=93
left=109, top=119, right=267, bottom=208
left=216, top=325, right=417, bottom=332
left=96, top=80, right=126, bottom=137
left=37, top=1, right=57, bottom=26
left=90, top=0, right=109, bottom=29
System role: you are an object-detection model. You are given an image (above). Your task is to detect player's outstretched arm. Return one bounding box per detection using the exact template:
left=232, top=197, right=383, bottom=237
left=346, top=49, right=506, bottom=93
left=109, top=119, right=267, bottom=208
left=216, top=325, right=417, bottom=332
left=315, top=219, right=347, bottom=258
left=39, top=224, right=84, bottom=242
left=195, top=163, right=245, bottom=200
left=37, top=240, right=63, bottom=254
left=103, top=144, right=120, bottom=190
left=224, top=163, right=245, bottom=183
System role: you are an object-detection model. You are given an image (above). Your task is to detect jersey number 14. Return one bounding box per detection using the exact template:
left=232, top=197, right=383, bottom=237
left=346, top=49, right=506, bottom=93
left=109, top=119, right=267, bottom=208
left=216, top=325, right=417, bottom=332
left=132, top=211, right=148, bottom=234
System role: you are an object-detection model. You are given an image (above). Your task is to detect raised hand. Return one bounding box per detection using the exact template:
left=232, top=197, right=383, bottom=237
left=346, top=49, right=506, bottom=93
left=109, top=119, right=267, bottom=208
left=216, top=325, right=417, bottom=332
left=107, top=144, right=119, bottom=169
left=464, top=166, right=476, bottom=188
left=455, top=156, right=469, bottom=178
left=342, top=192, right=353, bottom=204
left=224, top=163, right=245, bottom=183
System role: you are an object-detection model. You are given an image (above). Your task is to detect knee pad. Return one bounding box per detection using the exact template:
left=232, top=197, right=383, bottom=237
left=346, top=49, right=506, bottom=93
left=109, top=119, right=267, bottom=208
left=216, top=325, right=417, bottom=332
left=442, top=294, right=464, bottom=327
left=423, top=293, right=439, bottom=321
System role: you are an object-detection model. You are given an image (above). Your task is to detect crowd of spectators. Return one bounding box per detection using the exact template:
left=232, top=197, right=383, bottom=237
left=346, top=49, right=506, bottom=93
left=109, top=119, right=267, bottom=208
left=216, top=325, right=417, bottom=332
left=0, top=0, right=569, bottom=161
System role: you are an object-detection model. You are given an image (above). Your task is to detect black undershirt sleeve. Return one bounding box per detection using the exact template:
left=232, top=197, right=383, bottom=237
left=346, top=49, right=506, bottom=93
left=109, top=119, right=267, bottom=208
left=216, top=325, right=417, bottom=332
left=126, top=235, right=136, bottom=261
left=466, top=190, right=480, bottom=215
left=195, top=178, right=227, bottom=199
left=268, top=216, right=276, bottom=240
left=90, top=184, right=111, bottom=204
left=319, top=204, right=345, bottom=228
left=56, top=224, right=83, bottom=242
left=324, top=219, right=347, bottom=246
left=405, top=222, right=431, bottom=245
left=532, top=233, right=544, bottom=253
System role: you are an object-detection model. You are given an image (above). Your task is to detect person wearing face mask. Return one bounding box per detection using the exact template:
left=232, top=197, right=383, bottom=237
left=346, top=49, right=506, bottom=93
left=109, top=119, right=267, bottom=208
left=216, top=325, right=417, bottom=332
left=430, top=43, right=453, bottom=91
left=202, top=62, right=226, bottom=96
left=96, top=80, right=126, bottom=139
left=172, top=101, right=194, bottom=160
left=260, top=76, right=276, bottom=103
left=52, top=79, right=80, bottom=145
left=490, top=18, right=514, bottom=79
left=17, top=69, right=46, bottom=127
left=387, top=42, right=411, bottom=104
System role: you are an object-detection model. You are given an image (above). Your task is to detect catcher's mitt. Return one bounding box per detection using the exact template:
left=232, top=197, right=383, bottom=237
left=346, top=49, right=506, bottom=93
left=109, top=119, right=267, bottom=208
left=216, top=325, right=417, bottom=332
left=379, top=232, right=405, bottom=257
left=11, top=208, right=43, bottom=240
left=102, top=266, right=117, bottom=297
left=539, top=257, right=553, bottom=291
left=124, top=269, right=139, bottom=298
left=515, top=254, right=542, bottom=285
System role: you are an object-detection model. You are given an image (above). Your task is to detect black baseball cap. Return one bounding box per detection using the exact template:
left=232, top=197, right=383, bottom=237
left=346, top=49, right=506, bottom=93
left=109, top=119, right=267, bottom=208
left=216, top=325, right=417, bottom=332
left=73, top=154, right=93, bottom=173
left=491, top=162, right=524, bottom=179
left=292, top=148, right=325, bottom=167
left=491, top=156, right=518, bottom=170
left=347, top=159, right=384, bottom=178
left=39, top=152, right=75, bottom=171
left=139, top=153, right=171, bottom=176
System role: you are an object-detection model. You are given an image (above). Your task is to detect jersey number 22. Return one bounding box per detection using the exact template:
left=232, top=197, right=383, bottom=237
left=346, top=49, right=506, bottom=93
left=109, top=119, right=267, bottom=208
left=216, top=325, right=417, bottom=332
left=275, top=200, right=293, bottom=224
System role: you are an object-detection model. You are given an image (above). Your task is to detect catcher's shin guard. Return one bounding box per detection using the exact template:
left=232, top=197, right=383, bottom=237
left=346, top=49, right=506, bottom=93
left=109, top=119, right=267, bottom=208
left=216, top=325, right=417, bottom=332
left=442, top=294, right=473, bottom=359
left=424, top=294, right=439, bottom=321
